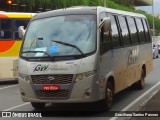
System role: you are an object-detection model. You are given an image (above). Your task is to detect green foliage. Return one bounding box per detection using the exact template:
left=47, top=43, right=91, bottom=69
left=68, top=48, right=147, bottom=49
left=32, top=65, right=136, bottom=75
left=111, top=0, right=133, bottom=8
left=12, top=0, right=160, bottom=35
left=107, top=0, right=160, bottom=35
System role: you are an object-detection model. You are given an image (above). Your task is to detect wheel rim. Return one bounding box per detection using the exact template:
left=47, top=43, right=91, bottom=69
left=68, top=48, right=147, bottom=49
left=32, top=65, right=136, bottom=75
left=141, top=74, right=145, bottom=88
left=106, top=87, right=113, bottom=107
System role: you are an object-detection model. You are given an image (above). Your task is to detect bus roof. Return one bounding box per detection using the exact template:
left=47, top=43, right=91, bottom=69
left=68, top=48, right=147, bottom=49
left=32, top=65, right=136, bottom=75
left=32, top=6, right=146, bottom=20
left=97, top=6, right=146, bottom=18
left=33, top=6, right=97, bottom=20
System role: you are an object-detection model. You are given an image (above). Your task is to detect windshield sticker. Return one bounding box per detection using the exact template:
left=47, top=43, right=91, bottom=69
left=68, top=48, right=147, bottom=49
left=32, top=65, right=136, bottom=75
left=66, top=61, right=74, bottom=64
left=35, top=53, right=44, bottom=57
left=34, top=47, right=47, bottom=51
left=49, top=45, right=58, bottom=54
left=34, top=47, right=47, bottom=56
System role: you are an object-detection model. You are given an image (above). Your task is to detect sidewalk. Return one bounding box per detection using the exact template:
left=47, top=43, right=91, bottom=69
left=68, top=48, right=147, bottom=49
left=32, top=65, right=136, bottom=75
left=130, top=90, right=160, bottom=120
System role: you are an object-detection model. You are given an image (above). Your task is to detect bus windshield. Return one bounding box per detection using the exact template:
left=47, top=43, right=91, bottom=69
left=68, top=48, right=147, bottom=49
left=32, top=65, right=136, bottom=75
left=21, top=15, right=96, bottom=58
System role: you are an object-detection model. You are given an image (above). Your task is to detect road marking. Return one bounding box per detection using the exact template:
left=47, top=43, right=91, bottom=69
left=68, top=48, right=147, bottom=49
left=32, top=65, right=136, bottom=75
left=0, top=85, right=17, bottom=90
left=109, top=81, right=160, bottom=120
left=3, top=102, right=30, bottom=111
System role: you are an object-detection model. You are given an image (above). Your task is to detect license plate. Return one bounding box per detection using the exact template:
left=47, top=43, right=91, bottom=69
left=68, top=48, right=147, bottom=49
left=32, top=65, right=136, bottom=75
left=42, top=84, right=59, bottom=91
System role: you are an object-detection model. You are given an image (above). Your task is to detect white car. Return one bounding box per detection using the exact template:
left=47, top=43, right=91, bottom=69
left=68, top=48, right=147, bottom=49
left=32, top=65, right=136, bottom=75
left=153, top=45, right=159, bottom=59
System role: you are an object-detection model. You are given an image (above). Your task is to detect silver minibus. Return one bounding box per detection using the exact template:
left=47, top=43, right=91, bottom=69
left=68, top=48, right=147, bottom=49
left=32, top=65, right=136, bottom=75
left=18, top=6, right=153, bottom=110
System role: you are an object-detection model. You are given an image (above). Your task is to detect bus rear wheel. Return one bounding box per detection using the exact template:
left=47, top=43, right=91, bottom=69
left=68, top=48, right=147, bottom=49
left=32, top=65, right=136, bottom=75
left=136, top=70, right=145, bottom=90
left=31, top=102, right=46, bottom=110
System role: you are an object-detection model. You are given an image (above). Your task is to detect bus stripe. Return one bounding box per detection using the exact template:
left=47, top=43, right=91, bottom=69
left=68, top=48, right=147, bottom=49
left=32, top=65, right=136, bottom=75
left=0, top=14, right=8, bottom=18
left=0, top=41, right=15, bottom=52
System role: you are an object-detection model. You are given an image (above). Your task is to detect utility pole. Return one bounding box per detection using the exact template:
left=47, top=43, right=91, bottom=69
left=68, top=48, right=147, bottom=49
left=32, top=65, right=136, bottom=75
left=152, top=0, right=155, bottom=42
left=103, top=0, right=106, bottom=7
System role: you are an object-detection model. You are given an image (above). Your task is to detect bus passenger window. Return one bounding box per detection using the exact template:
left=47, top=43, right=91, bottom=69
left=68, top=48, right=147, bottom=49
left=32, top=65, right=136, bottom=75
left=135, top=18, right=146, bottom=43
left=127, top=17, right=139, bottom=44
left=1, top=19, right=12, bottom=30
left=109, top=15, right=120, bottom=48
left=100, top=24, right=111, bottom=55
left=14, top=19, right=29, bottom=39
left=15, top=19, right=29, bottom=30
left=118, top=16, right=130, bottom=46
left=142, top=19, right=151, bottom=42
left=99, top=13, right=112, bottom=55
left=1, top=31, right=12, bottom=39
left=0, top=19, right=12, bottom=39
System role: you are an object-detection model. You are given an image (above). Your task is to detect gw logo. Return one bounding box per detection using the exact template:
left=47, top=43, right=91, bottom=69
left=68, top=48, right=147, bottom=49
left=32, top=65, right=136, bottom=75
left=127, top=47, right=139, bottom=66
left=33, top=64, right=49, bottom=72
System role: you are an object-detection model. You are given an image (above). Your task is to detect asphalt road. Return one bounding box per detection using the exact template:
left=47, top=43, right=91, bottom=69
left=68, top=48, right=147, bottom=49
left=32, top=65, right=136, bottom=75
left=0, top=59, right=160, bottom=120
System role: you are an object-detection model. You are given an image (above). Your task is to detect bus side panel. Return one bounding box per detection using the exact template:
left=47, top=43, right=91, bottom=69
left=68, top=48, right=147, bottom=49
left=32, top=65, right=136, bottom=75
left=102, top=44, right=152, bottom=94
left=0, top=41, right=22, bottom=80
left=112, top=47, right=130, bottom=93
left=114, top=44, right=152, bottom=93
left=0, top=57, right=18, bottom=79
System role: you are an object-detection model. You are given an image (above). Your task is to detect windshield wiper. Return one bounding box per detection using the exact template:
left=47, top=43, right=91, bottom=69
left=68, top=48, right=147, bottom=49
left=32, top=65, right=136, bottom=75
left=51, top=40, right=85, bottom=56
left=22, top=50, right=54, bottom=59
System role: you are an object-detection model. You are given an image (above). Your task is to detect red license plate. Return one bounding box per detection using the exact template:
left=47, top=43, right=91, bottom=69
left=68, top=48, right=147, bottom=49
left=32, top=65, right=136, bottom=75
left=42, top=84, right=59, bottom=91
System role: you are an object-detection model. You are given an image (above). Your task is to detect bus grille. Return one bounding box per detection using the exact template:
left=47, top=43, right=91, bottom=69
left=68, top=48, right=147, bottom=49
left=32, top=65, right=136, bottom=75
left=36, top=90, right=69, bottom=98
left=31, top=74, right=73, bottom=84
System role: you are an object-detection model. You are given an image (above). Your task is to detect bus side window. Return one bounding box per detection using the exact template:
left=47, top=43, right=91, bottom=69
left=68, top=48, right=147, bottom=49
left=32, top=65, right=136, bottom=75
left=0, top=19, right=13, bottom=39
left=118, top=16, right=130, bottom=46
left=1, top=19, right=12, bottom=30
left=142, top=19, right=151, bottom=42
left=14, top=19, right=29, bottom=40
left=100, top=13, right=112, bottom=55
left=135, top=18, right=146, bottom=43
left=108, top=14, right=121, bottom=48
left=127, top=17, right=139, bottom=45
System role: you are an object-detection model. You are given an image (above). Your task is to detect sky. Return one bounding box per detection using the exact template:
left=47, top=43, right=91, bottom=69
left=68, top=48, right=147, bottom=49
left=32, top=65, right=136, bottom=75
left=135, top=0, right=160, bottom=16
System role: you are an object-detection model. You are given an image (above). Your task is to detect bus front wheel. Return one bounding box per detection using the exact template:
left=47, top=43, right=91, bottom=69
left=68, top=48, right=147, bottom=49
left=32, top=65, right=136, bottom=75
left=31, top=102, right=46, bottom=110
left=103, top=81, right=114, bottom=110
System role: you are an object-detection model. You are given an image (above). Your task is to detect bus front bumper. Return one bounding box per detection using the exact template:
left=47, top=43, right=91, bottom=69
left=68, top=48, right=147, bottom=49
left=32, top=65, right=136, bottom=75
left=18, top=75, right=105, bottom=103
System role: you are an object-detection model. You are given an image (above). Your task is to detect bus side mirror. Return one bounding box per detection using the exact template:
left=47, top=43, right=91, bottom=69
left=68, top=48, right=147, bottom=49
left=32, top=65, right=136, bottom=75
left=18, top=26, right=25, bottom=39
left=99, top=17, right=111, bottom=33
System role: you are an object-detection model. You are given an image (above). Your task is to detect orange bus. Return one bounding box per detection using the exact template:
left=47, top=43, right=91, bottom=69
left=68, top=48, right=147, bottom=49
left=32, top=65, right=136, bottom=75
left=0, top=12, right=35, bottom=81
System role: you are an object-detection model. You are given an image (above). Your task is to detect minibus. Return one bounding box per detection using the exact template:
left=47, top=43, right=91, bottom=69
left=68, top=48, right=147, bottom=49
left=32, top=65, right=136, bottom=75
left=18, top=6, right=152, bottom=110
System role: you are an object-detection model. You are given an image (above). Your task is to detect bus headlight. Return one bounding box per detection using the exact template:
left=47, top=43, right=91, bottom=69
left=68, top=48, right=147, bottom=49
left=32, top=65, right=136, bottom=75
left=18, top=73, right=30, bottom=83
left=75, top=70, right=96, bottom=82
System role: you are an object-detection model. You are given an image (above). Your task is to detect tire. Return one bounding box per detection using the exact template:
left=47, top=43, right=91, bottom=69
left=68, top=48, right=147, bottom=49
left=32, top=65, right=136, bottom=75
left=101, top=81, right=114, bottom=110
left=31, top=102, right=46, bottom=110
left=156, top=55, right=159, bottom=58
left=136, top=70, right=145, bottom=90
